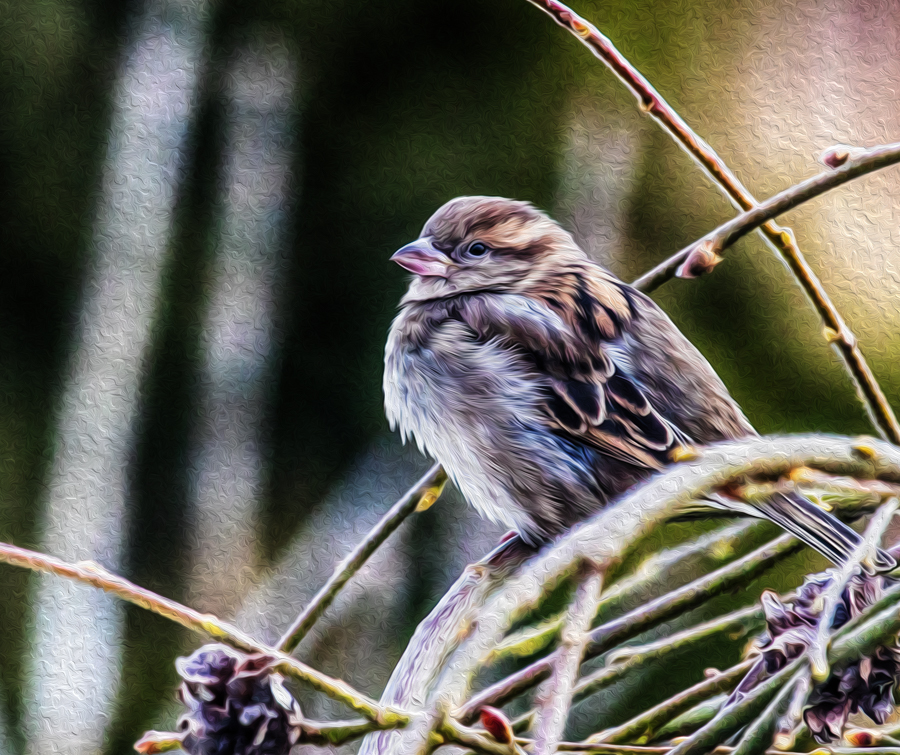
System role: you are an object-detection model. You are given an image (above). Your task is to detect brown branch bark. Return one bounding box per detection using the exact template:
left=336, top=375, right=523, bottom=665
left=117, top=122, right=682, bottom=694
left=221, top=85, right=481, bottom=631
left=0, top=542, right=408, bottom=726
left=528, top=0, right=900, bottom=445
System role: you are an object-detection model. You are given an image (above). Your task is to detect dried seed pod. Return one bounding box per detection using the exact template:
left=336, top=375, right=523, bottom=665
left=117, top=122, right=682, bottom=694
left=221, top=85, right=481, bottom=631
left=175, top=644, right=304, bottom=755
left=738, top=570, right=900, bottom=744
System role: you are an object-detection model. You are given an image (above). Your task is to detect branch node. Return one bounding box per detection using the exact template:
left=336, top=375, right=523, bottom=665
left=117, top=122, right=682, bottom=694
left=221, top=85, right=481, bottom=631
left=852, top=440, right=881, bottom=460
left=820, top=144, right=867, bottom=169
left=676, top=240, right=725, bottom=279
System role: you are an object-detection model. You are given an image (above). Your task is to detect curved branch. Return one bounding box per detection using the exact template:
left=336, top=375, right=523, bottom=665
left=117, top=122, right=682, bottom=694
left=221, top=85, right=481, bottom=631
left=277, top=463, right=446, bottom=653
left=0, top=542, right=408, bottom=726
left=455, top=532, right=797, bottom=721
left=528, top=0, right=900, bottom=445
left=363, top=434, right=900, bottom=754
left=633, top=142, right=900, bottom=291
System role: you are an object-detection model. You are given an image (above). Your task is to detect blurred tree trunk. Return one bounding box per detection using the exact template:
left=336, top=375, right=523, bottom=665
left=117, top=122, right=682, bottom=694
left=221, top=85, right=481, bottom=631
left=26, top=1, right=213, bottom=751
left=182, top=26, right=299, bottom=619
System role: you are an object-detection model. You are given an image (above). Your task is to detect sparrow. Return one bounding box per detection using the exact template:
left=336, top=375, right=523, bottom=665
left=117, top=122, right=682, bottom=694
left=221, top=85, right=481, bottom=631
left=383, top=196, right=894, bottom=571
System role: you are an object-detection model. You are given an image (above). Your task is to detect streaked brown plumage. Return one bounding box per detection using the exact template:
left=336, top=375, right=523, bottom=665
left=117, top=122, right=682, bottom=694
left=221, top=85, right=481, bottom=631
left=383, top=196, right=893, bottom=569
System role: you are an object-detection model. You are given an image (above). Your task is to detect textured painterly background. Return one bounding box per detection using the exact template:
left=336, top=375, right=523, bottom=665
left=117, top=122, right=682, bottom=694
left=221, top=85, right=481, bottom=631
left=0, top=0, right=899, bottom=752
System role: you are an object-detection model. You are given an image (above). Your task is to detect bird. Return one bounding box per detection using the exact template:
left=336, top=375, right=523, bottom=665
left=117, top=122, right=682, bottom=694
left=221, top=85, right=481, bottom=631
left=383, top=195, right=894, bottom=571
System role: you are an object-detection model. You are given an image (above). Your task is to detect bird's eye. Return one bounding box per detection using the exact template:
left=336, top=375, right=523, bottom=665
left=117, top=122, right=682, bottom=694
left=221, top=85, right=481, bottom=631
left=466, top=242, right=489, bottom=258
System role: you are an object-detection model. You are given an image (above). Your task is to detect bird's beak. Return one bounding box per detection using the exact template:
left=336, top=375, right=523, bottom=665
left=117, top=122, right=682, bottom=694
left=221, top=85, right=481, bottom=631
left=390, top=237, right=451, bottom=278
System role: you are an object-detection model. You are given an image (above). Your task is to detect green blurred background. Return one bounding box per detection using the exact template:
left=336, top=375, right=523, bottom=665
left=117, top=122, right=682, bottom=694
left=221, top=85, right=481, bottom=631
left=0, top=0, right=898, bottom=751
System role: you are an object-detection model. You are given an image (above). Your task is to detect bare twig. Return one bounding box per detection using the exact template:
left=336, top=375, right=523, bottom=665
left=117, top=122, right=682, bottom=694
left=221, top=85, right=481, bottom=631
left=557, top=743, right=812, bottom=754
left=529, top=0, right=900, bottom=444
left=585, top=533, right=798, bottom=658
left=0, top=541, right=408, bottom=726
left=634, top=142, right=900, bottom=292
left=593, top=660, right=755, bottom=745
left=667, top=658, right=805, bottom=755
left=486, top=519, right=773, bottom=669
left=790, top=467, right=900, bottom=504
left=487, top=612, right=565, bottom=665
left=436, top=438, right=900, bottom=754
left=457, top=531, right=796, bottom=722
left=358, top=537, right=534, bottom=755
left=277, top=463, right=446, bottom=653
left=574, top=604, right=763, bottom=703
left=730, top=666, right=808, bottom=755
left=594, top=519, right=773, bottom=627
left=361, top=434, right=900, bottom=753
left=439, top=713, right=521, bottom=755
left=532, top=565, right=604, bottom=755
left=808, top=497, right=897, bottom=681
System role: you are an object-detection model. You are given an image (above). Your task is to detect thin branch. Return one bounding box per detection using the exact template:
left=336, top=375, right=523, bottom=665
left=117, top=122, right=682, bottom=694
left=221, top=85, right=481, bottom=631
left=770, top=668, right=811, bottom=751
left=593, top=660, right=755, bottom=745
left=557, top=744, right=812, bottom=754
left=666, top=658, right=805, bottom=755
left=808, top=497, right=898, bottom=681
left=828, top=576, right=900, bottom=642
left=139, top=715, right=406, bottom=753
left=730, top=666, right=808, bottom=755
left=358, top=537, right=534, bottom=755
left=457, top=532, right=795, bottom=722
left=293, top=718, right=400, bottom=747
left=425, top=463, right=896, bottom=729
left=277, top=463, right=446, bottom=653
left=790, top=467, right=900, bottom=505
left=594, top=519, right=773, bottom=629
left=0, top=541, right=408, bottom=726
left=634, top=142, right=900, bottom=291
left=831, top=581, right=900, bottom=664
left=532, top=565, right=605, bottom=755
left=528, top=0, right=900, bottom=445
left=585, top=533, right=798, bottom=658
left=574, top=604, right=763, bottom=704
left=487, top=612, right=564, bottom=665
left=486, top=518, right=772, bottom=670
left=439, top=713, right=522, bottom=755
left=452, top=438, right=899, bottom=717
left=365, top=434, right=900, bottom=754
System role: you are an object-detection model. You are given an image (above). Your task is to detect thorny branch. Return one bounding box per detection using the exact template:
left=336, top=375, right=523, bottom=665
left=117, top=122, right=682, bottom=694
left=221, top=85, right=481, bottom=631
left=528, top=0, right=900, bottom=445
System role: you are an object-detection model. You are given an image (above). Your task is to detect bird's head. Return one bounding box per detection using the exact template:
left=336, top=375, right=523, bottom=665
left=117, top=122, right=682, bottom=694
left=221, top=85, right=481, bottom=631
left=391, top=196, right=586, bottom=303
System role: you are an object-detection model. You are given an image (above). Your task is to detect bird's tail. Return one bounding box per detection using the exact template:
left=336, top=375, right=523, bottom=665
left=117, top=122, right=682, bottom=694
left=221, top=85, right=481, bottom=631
left=704, top=490, right=895, bottom=573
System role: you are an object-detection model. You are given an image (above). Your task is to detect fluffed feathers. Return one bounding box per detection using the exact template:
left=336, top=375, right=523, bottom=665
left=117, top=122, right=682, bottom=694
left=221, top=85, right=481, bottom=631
left=384, top=196, right=895, bottom=569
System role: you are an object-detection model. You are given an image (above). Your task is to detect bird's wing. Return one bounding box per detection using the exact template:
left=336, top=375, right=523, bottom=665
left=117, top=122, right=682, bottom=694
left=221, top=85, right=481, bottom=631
left=457, top=269, right=690, bottom=472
